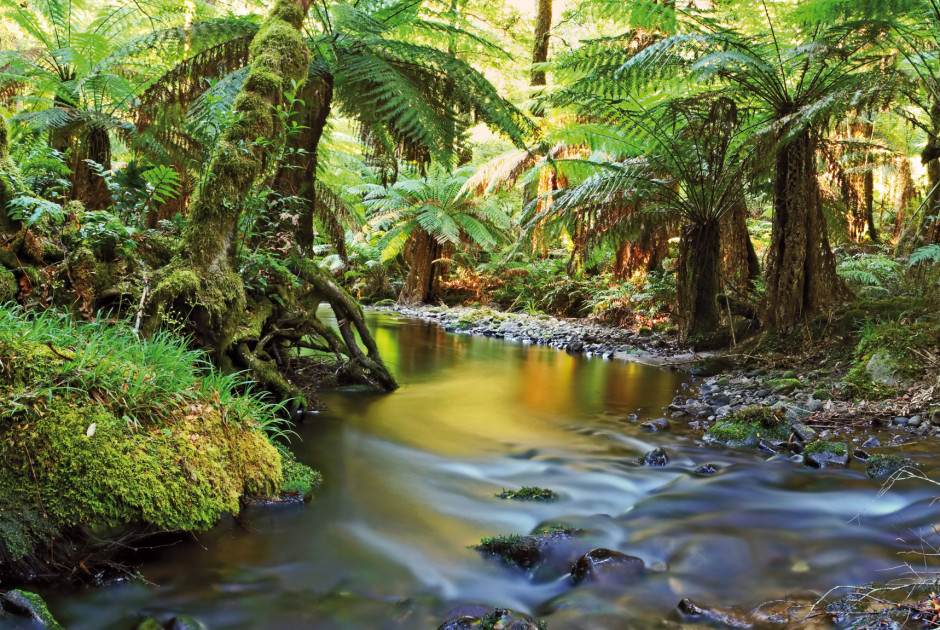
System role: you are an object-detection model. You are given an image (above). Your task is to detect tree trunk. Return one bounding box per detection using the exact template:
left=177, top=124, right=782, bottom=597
left=762, top=128, right=848, bottom=332
left=70, top=125, right=111, bottom=210
left=677, top=220, right=721, bottom=344
left=145, top=0, right=314, bottom=350
left=270, top=73, right=334, bottom=251
left=399, top=231, right=443, bottom=305
left=892, top=157, right=915, bottom=240
left=719, top=197, right=759, bottom=290
left=846, top=121, right=877, bottom=243
left=530, top=0, right=552, bottom=87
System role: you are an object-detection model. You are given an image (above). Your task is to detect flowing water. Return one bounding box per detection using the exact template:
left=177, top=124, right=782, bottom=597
left=43, top=311, right=940, bottom=629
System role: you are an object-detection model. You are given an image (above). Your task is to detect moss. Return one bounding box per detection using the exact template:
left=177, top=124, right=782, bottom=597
left=2, top=590, right=62, bottom=628
left=804, top=440, right=847, bottom=457
left=812, top=388, right=832, bottom=400
left=473, top=525, right=579, bottom=571
left=278, top=447, right=321, bottom=501
left=767, top=378, right=801, bottom=393
left=0, top=266, right=16, bottom=301
left=496, top=486, right=558, bottom=502
left=844, top=321, right=939, bottom=400
left=782, top=370, right=797, bottom=379
left=865, top=454, right=920, bottom=479
left=704, top=407, right=790, bottom=447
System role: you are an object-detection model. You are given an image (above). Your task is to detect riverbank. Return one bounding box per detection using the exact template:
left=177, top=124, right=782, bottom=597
left=385, top=302, right=940, bottom=456
left=0, top=305, right=320, bottom=586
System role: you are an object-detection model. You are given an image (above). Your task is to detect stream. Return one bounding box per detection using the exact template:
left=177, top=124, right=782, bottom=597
left=43, top=310, right=940, bottom=629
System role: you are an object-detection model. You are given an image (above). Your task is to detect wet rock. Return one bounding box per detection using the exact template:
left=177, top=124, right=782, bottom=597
left=757, top=439, right=779, bottom=454
left=677, top=598, right=753, bottom=628
left=866, top=454, right=921, bottom=479
left=695, top=463, right=719, bottom=476
left=862, top=436, right=881, bottom=448
left=167, top=616, right=208, bottom=630
left=641, top=418, right=670, bottom=432
left=892, top=416, right=909, bottom=426
left=566, top=340, right=584, bottom=354
left=569, top=548, right=645, bottom=585
left=710, top=392, right=731, bottom=407
left=639, top=448, right=668, bottom=466
left=803, top=441, right=849, bottom=468
left=852, top=449, right=870, bottom=462
left=908, top=415, right=923, bottom=427
left=931, top=409, right=940, bottom=426
left=1, top=590, right=62, bottom=628
left=473, top=526, right=578, bottom=571
left=749, top=600, right=796, bottom=628
left=789, top=421, right=817, bottom=443
left=135, top=618, right=164, bottom=630
left=438, top=608, right=546, bottom=630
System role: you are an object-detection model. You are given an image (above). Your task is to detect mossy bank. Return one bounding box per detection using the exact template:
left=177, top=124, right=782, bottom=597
left=0, top=305, right=319, bottom=583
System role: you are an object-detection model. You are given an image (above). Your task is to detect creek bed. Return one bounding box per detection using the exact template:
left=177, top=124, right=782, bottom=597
left=43, top=311, right=940, bottom=629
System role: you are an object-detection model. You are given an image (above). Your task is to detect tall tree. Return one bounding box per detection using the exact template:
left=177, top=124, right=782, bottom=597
left=531, top=0, right=552, bottom=87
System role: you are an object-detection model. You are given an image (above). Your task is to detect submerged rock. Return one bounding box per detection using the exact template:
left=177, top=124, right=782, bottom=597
left=639, top=448, right=668, bottom=466
left=695, top=463, right=720, bottom=476
left=677, top=598, right=752, bottom=628
left=865, top=454, right=921, bottom=479
left=569, top=548, right=645, bottom=585
left=641, top=418, right=670, bottom=432
left=437, top=607, right=547, bottom=630
left=167, top=616, right=208, bottom=630
left=473, top=526, right=578, bottom=572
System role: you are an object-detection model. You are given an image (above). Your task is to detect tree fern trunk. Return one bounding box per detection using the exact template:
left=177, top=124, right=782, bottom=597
left=271, top=73, right=334, bottom=251
left=763, top=128, right=847, bottom=332
left=720, top=197, right=758, bottom=290
left=530, top=0, right=552, bottom=88
left=677, top=219, right=721, bottom=346
left=399, top=230, right=442, bottom=305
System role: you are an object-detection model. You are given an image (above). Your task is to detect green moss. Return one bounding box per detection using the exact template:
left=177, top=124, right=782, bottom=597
left=782, top=370, right=797, bottom=379
left=0, top=266, right=16, bottom=301
left=473, top=525, right=579, bottom=571
left=865, top=454, right=920, bottom=479
left=704, top=407, right=790, bottom=447
left=812, top=388, right=832, bottom=400
left=496, top=486, right=558, bottom=502
left=804, top=440, right=847, bottom=457
left=844, top=321, right=939, bottom=400
left=767, top=378, right=801, bottom=393
left=278, top=447, right=321, bottom=501
left=3, top=590, right=62, bottom=629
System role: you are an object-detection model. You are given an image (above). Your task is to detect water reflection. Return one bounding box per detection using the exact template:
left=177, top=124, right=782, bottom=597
left=45, top=310, right=940, bottom=630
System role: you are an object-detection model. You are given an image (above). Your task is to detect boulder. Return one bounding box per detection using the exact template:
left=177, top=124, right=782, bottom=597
left=639, top=448, right=668, bottom=466
left=803, top=441, right=849, bottom=468
left=1, top=590, right=62, bottom=628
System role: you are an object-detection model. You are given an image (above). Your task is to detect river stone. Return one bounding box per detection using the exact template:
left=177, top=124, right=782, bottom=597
left=932, top=410, right=940, bottom=426
left=569, top=548, right=645, bottom=585
left=892, top=416, right=909, bottom=426
left=866, top=350, right=902, bottom=387
left=566, top=340, right=584, bottom=354
left=909, top=415, right=923, bottom=427
left=167, top=616, right=207, bottom=630
left=866, top=454, right=920, bottom=479
left=695, top=463, right=719, bottom=476
left=641, top=418, right=670, bottom=432
left=639, top=448, right=668, bottom=466
left=135, top=619, right=164, bottom=630
left=862, top=436, right=882, bottom=448
left=1, top=590, right=62, bottom=628
left=438, top=608, right=544, bottom=630
left=677, top=598, right=753, bottom=628
left=789, top=421, right=817, bottom=443
left=804, top=441, right=849, bottom=468
left=749, top=600, right=796, bottom=628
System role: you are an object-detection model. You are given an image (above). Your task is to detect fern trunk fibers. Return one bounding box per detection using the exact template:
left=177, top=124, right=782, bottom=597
left=530, top=0, right=552, bottom=87
left=923, top=158, right=940, bottom=244
left=762, top=128, right=846, bottom=332
left=893, top=158, right=915, bottom=240
left=399, top=230, right=443, bottom=305
left=71, top=125, right=111, bottom=210
left=676, top=220, right=721, bottom=345
left=846, top=122, right=877, bottom=243
left=271, top=73, right=334, bottom=251
left=0, top=116, right=17, bottom=234
left=720, top=198, right=759, bottom=290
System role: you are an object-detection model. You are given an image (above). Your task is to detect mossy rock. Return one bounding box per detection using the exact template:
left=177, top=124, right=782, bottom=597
left=0, top=266, right=17, bottom=302
left=812, top=389, right=832, bottom=400
left=703, top=407, right=790, bottom=447
left=1, top=590, right=62, bottom=629
left=767, top=378, right=801, bottom=394
left=844, top=321, right=939, bottom=400
left=865, top=454, right=921, bottom=479
left=473, top=525, right=579, bottom=572
left=496, top=486, right=558, bottom=502
left=804, top=440, right=848, bottom=468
